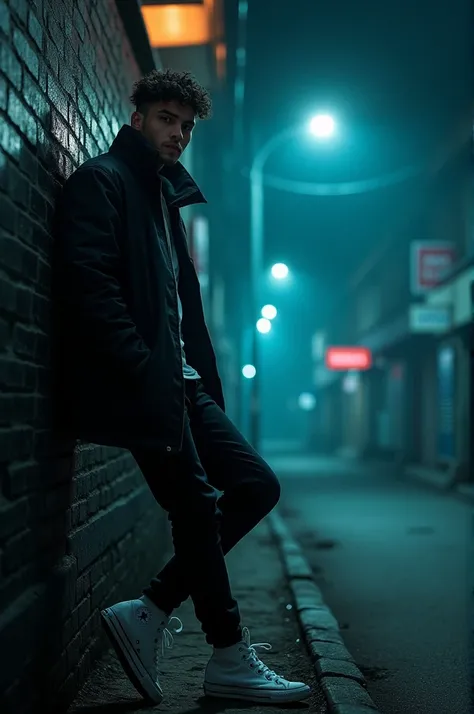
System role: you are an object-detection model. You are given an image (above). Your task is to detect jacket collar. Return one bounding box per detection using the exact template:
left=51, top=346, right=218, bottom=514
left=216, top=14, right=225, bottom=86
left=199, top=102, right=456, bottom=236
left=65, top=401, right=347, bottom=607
left=109, top=124, right=207, bottom=208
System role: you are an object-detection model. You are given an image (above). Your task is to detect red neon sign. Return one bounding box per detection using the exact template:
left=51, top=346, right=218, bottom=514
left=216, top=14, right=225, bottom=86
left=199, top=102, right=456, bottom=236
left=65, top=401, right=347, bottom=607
left=325, top=346, right=372, bottom=371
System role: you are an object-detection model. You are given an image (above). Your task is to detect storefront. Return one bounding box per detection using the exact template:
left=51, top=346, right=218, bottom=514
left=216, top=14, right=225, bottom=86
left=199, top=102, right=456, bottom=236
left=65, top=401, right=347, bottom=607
left=340, top=371, right=368, bottom=457
left=354, top=305, right=452, bottom=467
left=423, top=260, right=474, bottom=481
left=310, top=365, right=342, bottom=453
left=418, top=348, right=438, bottom=467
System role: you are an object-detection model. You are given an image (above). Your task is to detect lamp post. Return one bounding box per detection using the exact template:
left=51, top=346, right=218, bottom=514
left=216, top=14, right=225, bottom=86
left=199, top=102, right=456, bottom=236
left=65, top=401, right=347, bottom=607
left=248, top=117, right=335, bottom=449
left=246, top=111, right=463, bottom=451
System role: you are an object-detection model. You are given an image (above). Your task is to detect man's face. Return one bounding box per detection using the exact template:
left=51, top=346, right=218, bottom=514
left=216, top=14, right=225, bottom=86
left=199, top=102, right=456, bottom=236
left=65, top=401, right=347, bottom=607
left=131, top=100, right=195, bottom=166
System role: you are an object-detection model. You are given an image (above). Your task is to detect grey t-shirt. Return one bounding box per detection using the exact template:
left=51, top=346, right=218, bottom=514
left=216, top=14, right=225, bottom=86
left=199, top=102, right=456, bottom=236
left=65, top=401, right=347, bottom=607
left=171, top=240, right=201, bottom=380
left=160, top=193, right=200, bottom=381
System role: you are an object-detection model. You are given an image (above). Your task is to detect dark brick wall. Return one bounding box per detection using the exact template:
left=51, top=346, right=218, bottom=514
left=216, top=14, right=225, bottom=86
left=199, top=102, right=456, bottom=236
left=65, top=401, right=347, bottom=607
left=0, top=1, right=171, bottom=712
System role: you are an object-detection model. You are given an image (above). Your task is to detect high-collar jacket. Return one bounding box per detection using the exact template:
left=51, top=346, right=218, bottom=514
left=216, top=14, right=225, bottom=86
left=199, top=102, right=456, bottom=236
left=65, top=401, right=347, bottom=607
left=53, top=124, right=224, bottom=452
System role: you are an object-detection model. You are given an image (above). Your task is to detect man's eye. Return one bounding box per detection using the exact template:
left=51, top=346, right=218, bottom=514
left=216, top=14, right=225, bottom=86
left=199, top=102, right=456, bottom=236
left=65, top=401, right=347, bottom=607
left=160, top=116, right=171, bottom=123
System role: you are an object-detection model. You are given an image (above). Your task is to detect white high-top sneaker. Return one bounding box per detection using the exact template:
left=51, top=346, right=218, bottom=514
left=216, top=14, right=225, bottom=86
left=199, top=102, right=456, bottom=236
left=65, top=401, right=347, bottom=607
left=204, top=627, right=311, bottom=703
left=101, top=595, right=183, bottom=704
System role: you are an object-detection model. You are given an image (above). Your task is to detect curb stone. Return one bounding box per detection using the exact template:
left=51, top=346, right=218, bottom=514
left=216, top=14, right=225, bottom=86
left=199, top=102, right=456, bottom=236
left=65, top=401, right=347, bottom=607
left=268, top=511, right=382, bottom=714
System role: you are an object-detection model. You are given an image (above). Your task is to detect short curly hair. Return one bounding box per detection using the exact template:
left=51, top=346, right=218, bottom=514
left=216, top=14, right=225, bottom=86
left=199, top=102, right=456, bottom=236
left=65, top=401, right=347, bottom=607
left=130, top=68, right=212, bottom=120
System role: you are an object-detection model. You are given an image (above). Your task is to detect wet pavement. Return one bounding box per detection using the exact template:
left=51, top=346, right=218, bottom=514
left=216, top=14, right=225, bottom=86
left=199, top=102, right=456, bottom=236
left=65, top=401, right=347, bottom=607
left=265, top=454, right=473, bottom=714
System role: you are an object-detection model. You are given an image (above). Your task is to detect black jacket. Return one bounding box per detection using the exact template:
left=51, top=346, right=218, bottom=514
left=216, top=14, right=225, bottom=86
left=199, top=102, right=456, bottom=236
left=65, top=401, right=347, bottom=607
left=53, top=124, right=224, bottom=453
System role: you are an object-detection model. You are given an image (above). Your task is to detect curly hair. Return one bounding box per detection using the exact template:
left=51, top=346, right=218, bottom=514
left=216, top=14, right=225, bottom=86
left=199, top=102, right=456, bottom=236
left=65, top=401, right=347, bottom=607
left=130, top=69, right=212, bottom=120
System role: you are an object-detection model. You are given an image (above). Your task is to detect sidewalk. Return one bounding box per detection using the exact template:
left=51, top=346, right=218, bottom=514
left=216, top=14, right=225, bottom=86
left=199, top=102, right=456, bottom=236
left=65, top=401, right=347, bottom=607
left=403, top=463, right=474, bottom=503
left=68, top=520, right=327, bottom=714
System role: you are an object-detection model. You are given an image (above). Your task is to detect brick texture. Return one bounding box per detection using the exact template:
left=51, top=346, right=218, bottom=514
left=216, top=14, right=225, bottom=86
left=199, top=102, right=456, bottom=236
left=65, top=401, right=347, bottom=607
left=0, top=2, right=171, bottom=712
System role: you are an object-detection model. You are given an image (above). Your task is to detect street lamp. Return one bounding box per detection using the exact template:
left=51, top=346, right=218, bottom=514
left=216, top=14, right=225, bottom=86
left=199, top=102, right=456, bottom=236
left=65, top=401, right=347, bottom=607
left=242, top=364, right=256, bottom=379
left=249, top=117, right=334, bottom=449
left=261, top=304, right=277, bottom=320
left=271, top=263, right=289, bottom=280
left=256, top=317, right=272, bottom=334
left=309, top=114, right=336, bottom=138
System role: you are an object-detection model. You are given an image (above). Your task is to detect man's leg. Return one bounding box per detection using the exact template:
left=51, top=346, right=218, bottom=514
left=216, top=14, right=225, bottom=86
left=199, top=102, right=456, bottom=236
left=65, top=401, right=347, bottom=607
left=143, top=379, right=281, bottom=614
left=140, top=381, right=310, bottom=703
left=100, top=407, right=242, bottom=703
left=132, top=412, right=242, bottom=648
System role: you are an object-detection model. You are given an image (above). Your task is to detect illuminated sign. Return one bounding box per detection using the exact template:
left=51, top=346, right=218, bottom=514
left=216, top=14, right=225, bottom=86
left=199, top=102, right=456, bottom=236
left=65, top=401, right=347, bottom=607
left=409, top=305, right=451, bottom=333
left=325, top=346, right=372, bottom=371
left=410, top=241, right=455, bottom=295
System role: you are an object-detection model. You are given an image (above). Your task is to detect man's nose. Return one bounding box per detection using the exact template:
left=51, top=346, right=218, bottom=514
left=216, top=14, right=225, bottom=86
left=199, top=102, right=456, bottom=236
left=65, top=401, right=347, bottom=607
left=170, top=127, right=184, bottom=142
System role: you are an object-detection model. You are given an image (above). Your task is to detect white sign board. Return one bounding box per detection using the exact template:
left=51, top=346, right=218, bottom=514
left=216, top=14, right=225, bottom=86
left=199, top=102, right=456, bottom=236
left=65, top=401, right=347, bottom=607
left=410, top=241, right=455, bottom=296
left=409, top=305, right=451, bottom=333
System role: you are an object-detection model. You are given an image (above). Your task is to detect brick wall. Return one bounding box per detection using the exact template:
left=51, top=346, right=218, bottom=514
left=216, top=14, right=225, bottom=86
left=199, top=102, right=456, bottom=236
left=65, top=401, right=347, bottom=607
left=0, top=1, right=171, bottom=712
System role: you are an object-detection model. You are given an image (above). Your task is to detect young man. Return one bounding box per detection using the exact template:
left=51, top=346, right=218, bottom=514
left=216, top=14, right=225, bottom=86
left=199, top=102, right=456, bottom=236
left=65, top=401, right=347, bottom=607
left=54, top=69, right=310, bottom=704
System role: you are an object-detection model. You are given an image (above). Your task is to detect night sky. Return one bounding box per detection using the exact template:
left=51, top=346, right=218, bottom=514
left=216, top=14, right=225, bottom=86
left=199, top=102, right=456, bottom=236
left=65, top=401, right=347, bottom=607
left=242, top=0, right=471, bottom=288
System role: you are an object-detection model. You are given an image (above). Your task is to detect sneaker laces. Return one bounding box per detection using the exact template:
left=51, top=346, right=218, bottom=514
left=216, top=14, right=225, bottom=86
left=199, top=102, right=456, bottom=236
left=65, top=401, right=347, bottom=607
left=241, top=626, right=284, bottom=684
left=154, top=616, right=183, bottom=666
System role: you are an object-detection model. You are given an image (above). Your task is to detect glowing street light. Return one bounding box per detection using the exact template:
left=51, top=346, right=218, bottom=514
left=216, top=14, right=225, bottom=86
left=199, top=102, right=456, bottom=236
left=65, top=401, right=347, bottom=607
left=256, top=317, right=272, bottom=334
left=298, top=392, right=317, bottom=411
left=309, top=114, right=336, bottom=138
left=271, top=263, right=289, bottom=280
left=261, top=304, right=277, bottom=320
left=249, top=113, right=337, bottom=448
left=242, top=364, right=256, bottom=379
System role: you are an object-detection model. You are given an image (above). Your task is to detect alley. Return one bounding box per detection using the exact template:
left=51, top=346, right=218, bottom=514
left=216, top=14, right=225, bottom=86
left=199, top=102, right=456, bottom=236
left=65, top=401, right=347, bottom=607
left=266, top=454, right=473, bottom=714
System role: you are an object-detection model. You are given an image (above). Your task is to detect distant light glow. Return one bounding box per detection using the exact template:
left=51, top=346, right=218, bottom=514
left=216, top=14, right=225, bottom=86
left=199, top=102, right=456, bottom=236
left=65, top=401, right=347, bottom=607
left=309, top=114, right=335, bottom=138
left=271, top=263, right=289, bottom=280
left=342, top=372, right=360, bottom=394
left=256, top=317, right=272, bottom=334
left=261, top=304, right=277, bottom=320
left=298, top=392, right=316, bottom=411
left=242, top=364, right=256, bottom=379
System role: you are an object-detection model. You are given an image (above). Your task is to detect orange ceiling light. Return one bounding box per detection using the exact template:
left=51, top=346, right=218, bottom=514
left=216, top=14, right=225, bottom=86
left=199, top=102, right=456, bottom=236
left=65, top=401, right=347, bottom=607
left=141, top=4, right=211, bottom=47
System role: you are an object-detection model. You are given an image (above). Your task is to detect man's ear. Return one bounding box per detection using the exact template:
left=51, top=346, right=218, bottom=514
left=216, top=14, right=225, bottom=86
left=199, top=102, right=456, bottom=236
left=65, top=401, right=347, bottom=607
left=131, top=111, right=143, bottom=130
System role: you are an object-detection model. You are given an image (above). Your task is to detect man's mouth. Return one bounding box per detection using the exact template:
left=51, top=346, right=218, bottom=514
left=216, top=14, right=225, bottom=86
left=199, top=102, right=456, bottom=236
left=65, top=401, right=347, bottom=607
left=163, top=144, right=181, bottom=155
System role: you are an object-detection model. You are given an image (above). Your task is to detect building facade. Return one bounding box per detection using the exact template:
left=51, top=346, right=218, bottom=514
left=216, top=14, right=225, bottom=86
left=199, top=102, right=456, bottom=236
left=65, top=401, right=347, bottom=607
left=312, top=146, right=474, bottom=485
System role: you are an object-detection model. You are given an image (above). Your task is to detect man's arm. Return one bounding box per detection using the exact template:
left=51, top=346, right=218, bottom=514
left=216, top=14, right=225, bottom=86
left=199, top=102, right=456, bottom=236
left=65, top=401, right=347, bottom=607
left=56, top=164, right=152, bottom=382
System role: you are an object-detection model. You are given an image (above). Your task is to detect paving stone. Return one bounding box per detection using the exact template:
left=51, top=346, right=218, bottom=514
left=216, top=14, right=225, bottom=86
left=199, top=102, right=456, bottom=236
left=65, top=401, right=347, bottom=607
left=300, top=606, right=340, bottom=631
left=310, top=641, right=356, bottom=663
left=316, top=658, right=366, bottom=684
left=305, top=626, right=345, bottom=645
left=321, top=677, right=377, bottom=710
left=284, top=552, right=313, bottom=578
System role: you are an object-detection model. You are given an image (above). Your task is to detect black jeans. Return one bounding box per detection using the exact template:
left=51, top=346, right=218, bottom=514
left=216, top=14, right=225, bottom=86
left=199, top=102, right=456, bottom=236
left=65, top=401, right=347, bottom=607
left=131, top=379, right=281, bottom=648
